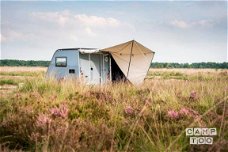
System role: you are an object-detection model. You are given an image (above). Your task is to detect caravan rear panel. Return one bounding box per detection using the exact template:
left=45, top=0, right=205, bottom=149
left=47, top=49, right=80, bottom=80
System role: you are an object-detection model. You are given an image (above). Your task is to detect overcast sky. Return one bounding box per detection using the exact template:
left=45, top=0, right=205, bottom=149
left=1, top=1, right=227, bottom=63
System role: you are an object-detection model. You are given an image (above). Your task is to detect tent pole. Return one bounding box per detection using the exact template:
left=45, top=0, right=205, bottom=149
left=127, top=41, right=134, bottom=77
left=109, top=55, right=112, bottom=81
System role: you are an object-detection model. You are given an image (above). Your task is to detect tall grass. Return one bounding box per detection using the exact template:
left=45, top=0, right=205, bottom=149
left=0, top=69, right=227, bottom=151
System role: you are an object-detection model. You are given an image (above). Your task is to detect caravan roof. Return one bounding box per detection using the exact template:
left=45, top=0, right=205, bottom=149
left=57, top=48, right=100, bottom=54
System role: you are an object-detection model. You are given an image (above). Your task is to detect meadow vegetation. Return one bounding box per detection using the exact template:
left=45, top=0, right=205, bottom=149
left=0, top=67, right=227, bottom=152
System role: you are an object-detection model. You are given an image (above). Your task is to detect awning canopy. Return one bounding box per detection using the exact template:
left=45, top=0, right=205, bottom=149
left=101, top=40, right=155, bottom=84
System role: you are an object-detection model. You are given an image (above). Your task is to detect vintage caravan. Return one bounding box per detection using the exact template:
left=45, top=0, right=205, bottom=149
left=47, top=40, right=155, bottom=85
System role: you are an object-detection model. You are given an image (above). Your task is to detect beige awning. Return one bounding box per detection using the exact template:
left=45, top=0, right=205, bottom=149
left=101, top=40, right=155, bottom=84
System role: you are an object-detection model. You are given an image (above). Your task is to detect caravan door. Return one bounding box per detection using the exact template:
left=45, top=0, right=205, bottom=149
left=79, top=53, right=90, bottom=83
left=90, top=54, right=101, bottom=84
left=101, top=54, right=110, bottom=83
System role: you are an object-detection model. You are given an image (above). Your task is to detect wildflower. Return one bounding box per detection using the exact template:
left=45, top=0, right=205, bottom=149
left=124, top=106, right=134, bottom=115
left=50, top=104, right=69, bottom=118
left=167, top=110, right=179, bottom=119
left=36, top=114, right=51, bottom=127
left=189, top=91, right=197, bottom=100
left=179, top=107, right=190, bottom=116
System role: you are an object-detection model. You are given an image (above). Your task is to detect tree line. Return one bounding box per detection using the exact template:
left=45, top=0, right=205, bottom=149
left=0, top=60, right=50, bottom=67
left=151, top=62, right=228, bottom=69
left=0, top=59, right=227, bottom=69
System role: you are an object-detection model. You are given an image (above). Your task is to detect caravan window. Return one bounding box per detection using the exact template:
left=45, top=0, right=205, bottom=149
left=55, top=57, right=67, bottom=67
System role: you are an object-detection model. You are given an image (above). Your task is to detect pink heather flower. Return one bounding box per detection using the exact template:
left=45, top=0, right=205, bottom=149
left=179, top=107, right=190, bottom=116
left=167, top=110, right=179, bottom=119
left=36, top=114, right=51, bottom=127
left=50, top=104, right=69, bottom=118
left=189, top=91, right=197, bottom=100
left=124, top=106, right=134, bottom=115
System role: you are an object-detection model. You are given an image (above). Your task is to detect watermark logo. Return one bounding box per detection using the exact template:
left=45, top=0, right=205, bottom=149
left=186, top=128, right=216, bottom=144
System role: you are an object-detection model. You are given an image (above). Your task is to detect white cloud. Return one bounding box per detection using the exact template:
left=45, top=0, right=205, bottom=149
left=84, top=27, right=96, bottom=37
left=0, top=10, right=128, bottom=45
left=0, top=34, right=6, bottom=42
left=170, top=20, right=190, bottom=29
left=1, top=30, right=27, bottom=43
left=31, top=10, right=70, bottom=26
left=170, top=19, right=215, bottom=29
left=196, top=19, right=214, bottom=27
left=75, top=14, right=120, bottom=27
left=31, top=10, right=121, bottom=28
left=30, top=10, right=128, bottom=39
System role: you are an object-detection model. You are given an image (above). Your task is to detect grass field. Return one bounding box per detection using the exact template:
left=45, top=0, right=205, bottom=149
left=0, top=66, right=227, bottom=152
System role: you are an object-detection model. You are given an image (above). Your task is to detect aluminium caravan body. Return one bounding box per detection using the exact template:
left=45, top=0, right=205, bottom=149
left=46, top=48, right=115, bottom=84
